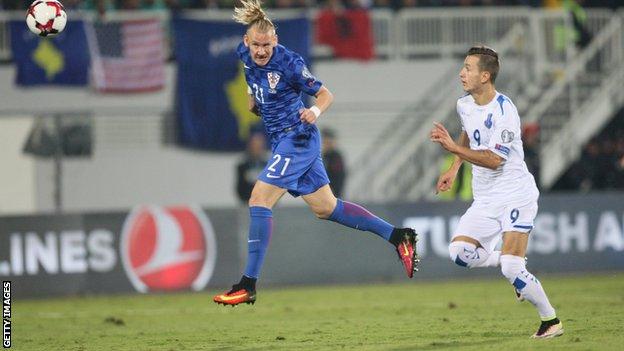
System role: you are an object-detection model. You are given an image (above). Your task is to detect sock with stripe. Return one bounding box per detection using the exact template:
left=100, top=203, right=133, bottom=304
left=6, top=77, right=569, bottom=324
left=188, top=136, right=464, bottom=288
left=327, top=199, right=394, bottom=241
left=500, top=254, right=556, bottom=319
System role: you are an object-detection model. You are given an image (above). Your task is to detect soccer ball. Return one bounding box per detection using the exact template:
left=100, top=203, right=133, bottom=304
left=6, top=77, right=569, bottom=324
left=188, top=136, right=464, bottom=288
left=26, top=0, right=67, bottom=37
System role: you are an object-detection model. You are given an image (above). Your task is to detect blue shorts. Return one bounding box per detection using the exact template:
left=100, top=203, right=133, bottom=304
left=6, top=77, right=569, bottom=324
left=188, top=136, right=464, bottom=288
left=257, top=123, right=330, bottom=197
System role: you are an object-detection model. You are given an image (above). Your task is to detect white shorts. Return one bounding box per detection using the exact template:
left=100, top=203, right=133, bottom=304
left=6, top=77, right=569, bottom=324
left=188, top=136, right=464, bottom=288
left=452, top=199, right=538, bottom=253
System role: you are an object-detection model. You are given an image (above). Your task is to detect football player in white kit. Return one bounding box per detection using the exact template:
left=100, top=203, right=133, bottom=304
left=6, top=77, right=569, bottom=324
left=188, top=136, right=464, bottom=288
left=430, top=46, right=564, bottom=339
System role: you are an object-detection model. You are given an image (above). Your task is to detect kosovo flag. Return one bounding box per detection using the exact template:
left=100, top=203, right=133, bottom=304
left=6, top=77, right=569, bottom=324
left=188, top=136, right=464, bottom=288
left=10, top=20, right=90, bottom=86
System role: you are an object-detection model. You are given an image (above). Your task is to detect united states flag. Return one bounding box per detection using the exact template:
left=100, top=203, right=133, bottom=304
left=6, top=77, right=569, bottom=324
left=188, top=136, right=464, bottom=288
left=89, top=19, right=165, bottom=92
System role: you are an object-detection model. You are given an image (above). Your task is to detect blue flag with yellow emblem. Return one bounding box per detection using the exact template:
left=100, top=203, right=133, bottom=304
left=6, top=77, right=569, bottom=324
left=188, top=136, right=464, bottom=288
left=10, top=20, right=90, bottom=86
left=173, top=16, right=311, bottom=151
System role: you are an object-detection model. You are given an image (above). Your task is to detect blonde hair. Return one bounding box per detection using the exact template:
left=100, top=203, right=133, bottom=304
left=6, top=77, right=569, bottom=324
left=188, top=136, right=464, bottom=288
left=233, top=0, right=275, bottom=33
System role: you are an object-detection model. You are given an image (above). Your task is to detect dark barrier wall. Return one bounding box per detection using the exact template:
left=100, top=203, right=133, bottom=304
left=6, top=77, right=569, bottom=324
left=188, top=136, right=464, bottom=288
left=1, top=193, right=623, bottom=298
left=262, top=192, right=624, bottom=285
left=0, top=207, right=242, bottom=298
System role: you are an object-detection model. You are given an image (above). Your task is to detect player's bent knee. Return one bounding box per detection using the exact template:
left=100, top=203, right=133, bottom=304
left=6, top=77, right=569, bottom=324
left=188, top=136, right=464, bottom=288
left=312, top=205, right=334, bottom=219
left=449, top=242, right=468, bottom=267
left=448, top=241, right=487, bottom=268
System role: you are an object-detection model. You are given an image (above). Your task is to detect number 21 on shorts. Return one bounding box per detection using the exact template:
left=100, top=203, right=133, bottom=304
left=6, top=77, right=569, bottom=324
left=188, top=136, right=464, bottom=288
left=266, top=154, right=291, bottom=178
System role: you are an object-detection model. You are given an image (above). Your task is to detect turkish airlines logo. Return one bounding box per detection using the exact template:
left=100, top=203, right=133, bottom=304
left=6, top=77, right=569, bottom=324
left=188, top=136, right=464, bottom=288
left=120, top=206, right=217, bottom=293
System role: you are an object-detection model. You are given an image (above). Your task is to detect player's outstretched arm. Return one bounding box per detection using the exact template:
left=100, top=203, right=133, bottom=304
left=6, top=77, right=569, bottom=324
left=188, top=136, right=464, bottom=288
left=453, top=145, right=503, bottom=170
left=314, top=86, right=334, bottom=113
left=299, top=86, right=334, bottom=124
left=436, top=132, right=468, bottom=194
left=430, top=122, right=503, bottom=170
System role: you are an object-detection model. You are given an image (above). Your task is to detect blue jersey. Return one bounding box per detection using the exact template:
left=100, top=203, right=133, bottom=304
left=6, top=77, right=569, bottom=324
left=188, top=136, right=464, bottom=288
left=237, top=43, right=323, bottom=135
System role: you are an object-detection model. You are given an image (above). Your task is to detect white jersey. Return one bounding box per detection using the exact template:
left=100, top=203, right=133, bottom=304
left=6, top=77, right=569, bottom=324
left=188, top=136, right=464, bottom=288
left=456, top=91, right=539, bottom=203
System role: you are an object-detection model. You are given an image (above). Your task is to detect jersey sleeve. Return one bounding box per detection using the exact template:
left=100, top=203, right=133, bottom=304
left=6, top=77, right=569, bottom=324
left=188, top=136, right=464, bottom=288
left=487, top=98, right=520, bottom=160
left=456, top=100, right=465, bottom=131
left=286, top=56, right=323, bottom=96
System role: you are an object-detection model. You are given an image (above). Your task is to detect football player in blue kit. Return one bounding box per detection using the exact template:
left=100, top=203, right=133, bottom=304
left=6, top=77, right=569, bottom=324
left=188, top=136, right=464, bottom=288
left=214, top=0, right=419, bottom=306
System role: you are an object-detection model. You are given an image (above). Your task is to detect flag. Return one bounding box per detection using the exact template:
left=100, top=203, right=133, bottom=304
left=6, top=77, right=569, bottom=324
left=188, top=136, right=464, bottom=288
left=10, top=20, right=90, bottom=86
left=316, top=9, right=375, bottom=60
left=89, top=18, right=165, bottom=93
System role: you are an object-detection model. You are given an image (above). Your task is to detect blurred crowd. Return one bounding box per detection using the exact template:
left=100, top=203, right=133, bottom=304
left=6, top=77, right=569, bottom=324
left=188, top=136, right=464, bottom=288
left=2, top=0, right=621, bottom=11
left=553, top=110, right=624, bottom=192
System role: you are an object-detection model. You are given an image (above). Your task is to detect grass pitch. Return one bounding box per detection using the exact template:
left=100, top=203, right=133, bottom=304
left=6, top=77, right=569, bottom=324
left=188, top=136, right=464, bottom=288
left=14, top=273, right=624, bottom=350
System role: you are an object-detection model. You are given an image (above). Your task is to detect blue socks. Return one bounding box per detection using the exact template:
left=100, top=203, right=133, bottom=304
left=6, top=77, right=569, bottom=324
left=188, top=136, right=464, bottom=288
left=243, top=206, right=273, bottom=279
left=327, top=199, right=394, bottom=241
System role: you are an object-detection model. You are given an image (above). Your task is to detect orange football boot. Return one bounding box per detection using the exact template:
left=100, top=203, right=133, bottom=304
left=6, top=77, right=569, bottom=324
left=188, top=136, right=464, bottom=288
left=214, top=285, right=256, bottom=306
left=394, top=228, right=420, bottom=278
